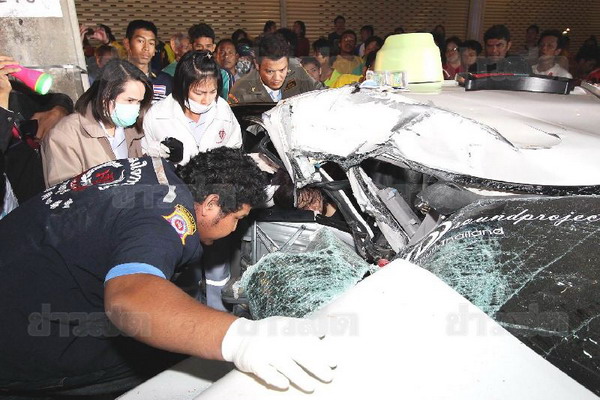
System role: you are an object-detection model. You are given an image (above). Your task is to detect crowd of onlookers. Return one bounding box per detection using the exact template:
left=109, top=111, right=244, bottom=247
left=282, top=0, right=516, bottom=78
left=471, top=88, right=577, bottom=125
left=2, top=15, right=600, bottom=218
left=80, top=17, right=600, bottom=88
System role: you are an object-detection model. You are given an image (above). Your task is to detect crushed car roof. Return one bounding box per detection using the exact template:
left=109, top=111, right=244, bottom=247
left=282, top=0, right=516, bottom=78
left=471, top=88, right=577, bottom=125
left=262, top=85, right=600, bottom=188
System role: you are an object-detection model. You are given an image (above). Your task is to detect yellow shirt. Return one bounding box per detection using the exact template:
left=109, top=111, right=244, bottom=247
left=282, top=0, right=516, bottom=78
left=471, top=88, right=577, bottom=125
left=324, top=70, right=342, bottom=88
left=330, top=74, right=361, bottom=88
left=164, top=42, right=176, bottom=64
left=332, top=56, right=364, bottom=75
left=109, top=40, right=127, bottom=59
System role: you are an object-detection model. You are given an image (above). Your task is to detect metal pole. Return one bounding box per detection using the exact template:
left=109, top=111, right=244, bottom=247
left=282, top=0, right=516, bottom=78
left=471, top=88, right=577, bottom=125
left=467, top=0, right=486, bottom=41
left=279, top=0, right=287, bottom=28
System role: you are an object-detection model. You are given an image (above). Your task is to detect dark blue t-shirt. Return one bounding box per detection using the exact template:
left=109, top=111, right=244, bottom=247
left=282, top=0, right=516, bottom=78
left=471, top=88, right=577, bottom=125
left=0, top=156, right=202, bottom=386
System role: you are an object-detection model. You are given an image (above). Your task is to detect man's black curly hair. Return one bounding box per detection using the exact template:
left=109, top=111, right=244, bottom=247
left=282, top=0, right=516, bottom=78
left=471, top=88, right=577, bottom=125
left=176, top=147, right=268, bottom=214
left=258, top=33, right=290, bottom=61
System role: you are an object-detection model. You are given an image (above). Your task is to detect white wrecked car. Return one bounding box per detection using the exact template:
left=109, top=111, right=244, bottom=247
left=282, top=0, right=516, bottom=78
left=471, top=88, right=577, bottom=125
left=121, top=84, right=600, bottom=399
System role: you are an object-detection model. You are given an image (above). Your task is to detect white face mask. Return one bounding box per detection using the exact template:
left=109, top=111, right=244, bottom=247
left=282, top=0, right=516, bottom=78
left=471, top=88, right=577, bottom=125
left=186, top=98, right=215, bottom=114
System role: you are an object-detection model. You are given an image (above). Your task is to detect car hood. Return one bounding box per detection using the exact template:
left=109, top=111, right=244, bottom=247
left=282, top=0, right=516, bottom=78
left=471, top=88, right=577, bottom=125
left=262, top=85, right=600, bottom=188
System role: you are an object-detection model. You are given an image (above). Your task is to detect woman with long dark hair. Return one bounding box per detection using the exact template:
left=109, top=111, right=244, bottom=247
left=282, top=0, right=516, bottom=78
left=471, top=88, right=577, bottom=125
left=293, top=20, right=310, bottom=57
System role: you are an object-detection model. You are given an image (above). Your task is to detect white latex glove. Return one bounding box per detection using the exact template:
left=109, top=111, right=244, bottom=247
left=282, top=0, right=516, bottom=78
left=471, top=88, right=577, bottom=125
left=159, top=143, right=172, bottom=158
left=221, top=316, right=337, bottom=392
left=141, top=139, right=168, bottom=159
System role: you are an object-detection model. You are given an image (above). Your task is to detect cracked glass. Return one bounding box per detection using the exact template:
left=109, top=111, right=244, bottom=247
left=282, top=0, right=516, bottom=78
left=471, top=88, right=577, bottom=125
left=402, top=195, right=600, bottom=395
left=241, top=228, right=376, bottom=319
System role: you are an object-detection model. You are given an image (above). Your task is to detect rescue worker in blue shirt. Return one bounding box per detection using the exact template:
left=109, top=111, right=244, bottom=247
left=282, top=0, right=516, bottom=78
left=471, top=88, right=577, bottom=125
left=0, top=147, right=336, bottom=396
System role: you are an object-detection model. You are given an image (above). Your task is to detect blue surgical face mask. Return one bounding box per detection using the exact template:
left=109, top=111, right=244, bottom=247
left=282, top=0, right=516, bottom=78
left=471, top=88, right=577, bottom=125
left=111, top=103, right=140, bottom=127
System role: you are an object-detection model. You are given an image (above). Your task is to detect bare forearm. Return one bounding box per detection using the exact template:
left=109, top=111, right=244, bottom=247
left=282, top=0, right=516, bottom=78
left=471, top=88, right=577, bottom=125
left=105, top=274, right=237, bottom=360
left=0, top=93, right=8, bottom=110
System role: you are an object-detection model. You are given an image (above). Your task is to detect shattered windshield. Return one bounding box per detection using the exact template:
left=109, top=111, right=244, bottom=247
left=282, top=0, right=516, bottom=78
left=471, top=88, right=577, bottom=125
left=402, top=195, right=600, bottom=395
left=242, top=228, right=375, bottom=319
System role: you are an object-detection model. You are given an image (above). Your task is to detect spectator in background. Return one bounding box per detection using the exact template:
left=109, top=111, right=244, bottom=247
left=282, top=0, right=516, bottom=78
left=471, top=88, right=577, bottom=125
left=328, top=15, right=346, bottom=51
left=523, top=24, right=540, bottom=65
left=460, top=39, right=482, bottom=72
left=189, top=23, right=217, bottom=53
left=229, top=33, right=320, bottom=103
left=520, top=24, right=540, bottom=65
left=394, top=26, right=405, bottom=34
left=162, top=33, right=192, bottom=77
left=216, top=39, right=240, bottom=82
left=474, top=24, right=530, bottom=74
left=189, top=23, right=234, bottom=100
left=275, top=28, right=323, bottom=88
left=123, top=20, right=157, bottom=77
left=525, top=24, right=539, bottom=48
left=88, top=45, right=119, bottom=84
left=231, top=29, right=250, bottom=45
left=432, top=24, right=446, bottom=63
left=363, top=35, right=384, bottom=58
left=357, top=25, right=374, bottom=57
left=255, top=20, right=277, bottom=47
left=235, top=41, right=256, bottom=79
left=93, top=24, right=127, bottom=58
left=330, top=49, right=379, bottom=88
left=152, top=33, right=192, bottom=104
left=301, top=56, right=321, bottom=82
left=143, top=51, right=241, bottom=166
left=122, top=20, right=167, bottom=102
left=80, top=24, right=124, bottom=84
left=313, top=37, right=337, bottom=86
left=573, top=44, right=599, bottom=80
left=293, top=21, right=310, bottom=58
left=264, top=20, right=277, bottom=35
left=443, top=36, right=463, bottom=79
left=80, top=25, right=96, bottom=58
left=532, top=30, right=572, bottom=78
left=432, top=24, right=446, bottom=39
left=80, top=25, right=101, bottom=84
left=583, top=38, right=600, bottom=82
left=96, top=45, right=119, bottom=70
left=332, top=30, right=364, bottom=75
left=41, top=59, right=151, bottom=187
left=151, top=39, right=171, bottom=75
left=558, top=35, right=572, bottom=70
left=79, top=23, right=124, bottom=60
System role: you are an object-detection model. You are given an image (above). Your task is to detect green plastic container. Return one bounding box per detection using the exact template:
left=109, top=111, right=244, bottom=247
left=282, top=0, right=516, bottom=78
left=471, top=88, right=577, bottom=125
left=374, top=33, right=443, bottom=93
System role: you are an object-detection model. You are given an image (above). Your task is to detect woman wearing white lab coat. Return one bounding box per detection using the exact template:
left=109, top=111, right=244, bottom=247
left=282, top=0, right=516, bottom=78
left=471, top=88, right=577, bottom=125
left=142, top=50, right=242, bottom=165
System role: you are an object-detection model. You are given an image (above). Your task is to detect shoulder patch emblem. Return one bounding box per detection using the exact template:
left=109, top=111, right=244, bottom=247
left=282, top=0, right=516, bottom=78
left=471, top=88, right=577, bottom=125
left=284, top=80, right=297, bottom=91
left=163, top=204, right=197, bottom=245
left=228, top=93, right=239, bottom=104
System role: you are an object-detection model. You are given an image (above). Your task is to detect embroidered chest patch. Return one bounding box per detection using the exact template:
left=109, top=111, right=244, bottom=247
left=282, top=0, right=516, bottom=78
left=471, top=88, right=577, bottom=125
left=217, top=129, right=226, bottom=143
left=163, top=204, right=197, bottom=245
left=284, top=80, right=297, bottom=91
